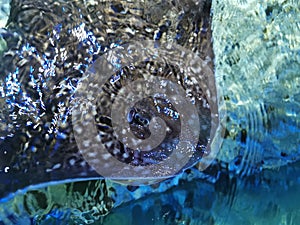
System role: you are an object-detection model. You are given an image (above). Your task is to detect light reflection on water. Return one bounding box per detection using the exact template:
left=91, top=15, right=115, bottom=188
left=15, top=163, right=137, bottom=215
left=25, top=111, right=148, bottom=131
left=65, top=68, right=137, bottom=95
left=0, top=0, right=299, bottom=224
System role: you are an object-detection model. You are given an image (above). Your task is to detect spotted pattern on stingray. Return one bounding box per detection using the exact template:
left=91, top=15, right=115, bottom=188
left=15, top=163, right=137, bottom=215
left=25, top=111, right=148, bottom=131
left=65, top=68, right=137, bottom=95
left=0, top=0, right=215, bottom=219
left=89, top=60, right=211, bottom=167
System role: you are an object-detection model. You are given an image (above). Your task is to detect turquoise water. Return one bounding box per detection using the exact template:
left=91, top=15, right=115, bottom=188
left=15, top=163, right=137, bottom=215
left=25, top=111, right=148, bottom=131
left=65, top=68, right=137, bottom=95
left=0, top=0, right=299, bottom=224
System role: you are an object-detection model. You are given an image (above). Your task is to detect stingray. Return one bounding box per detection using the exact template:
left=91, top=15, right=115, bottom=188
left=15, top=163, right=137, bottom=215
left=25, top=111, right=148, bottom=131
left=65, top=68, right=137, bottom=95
left=0, top=0, right=220, bottom=200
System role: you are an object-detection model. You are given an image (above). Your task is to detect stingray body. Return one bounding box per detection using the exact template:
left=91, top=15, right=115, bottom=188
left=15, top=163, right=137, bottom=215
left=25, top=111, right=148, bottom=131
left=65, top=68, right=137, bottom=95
left=0, top=0, right=217, bottom=197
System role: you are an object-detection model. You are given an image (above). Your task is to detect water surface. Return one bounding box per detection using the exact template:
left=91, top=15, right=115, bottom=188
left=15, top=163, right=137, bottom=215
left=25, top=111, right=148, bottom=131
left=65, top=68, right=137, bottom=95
left=0, top=0, right=299, bottom=224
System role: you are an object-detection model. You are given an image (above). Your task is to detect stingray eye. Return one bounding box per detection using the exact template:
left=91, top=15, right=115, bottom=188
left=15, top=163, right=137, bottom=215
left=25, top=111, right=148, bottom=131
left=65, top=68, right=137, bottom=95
left=134, top=113, right=150, bottom=126
left=127, top=108, right=136, bottom=123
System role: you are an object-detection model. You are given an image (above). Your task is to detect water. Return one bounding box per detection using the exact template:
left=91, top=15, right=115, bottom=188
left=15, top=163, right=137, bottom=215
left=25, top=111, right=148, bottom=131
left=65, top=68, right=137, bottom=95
left=212, top=0, right=300, bottom=171
left=0, top=0, right=299, bottom=224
